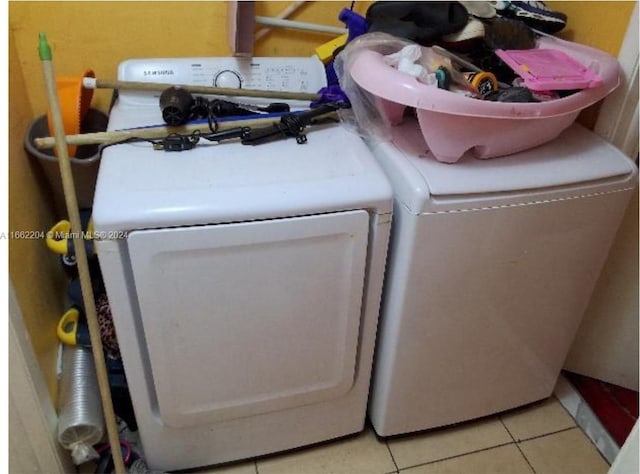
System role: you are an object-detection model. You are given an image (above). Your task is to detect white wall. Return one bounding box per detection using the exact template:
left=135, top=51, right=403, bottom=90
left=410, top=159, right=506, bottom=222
left=564, top=4, right=639, bottom=390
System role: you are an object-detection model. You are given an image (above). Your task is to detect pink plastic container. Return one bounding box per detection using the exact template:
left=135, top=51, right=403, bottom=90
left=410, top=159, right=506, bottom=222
left=348, top=36, right=620, bottom=163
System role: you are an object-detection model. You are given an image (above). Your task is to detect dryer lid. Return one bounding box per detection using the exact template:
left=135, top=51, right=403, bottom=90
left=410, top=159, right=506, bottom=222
left=377, top=120, right=635, bottom=211
left=92, top=118, right=392, bottom=233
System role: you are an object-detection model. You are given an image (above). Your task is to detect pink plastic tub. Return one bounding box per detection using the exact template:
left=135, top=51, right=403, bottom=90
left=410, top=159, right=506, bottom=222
left=348, top=36, right=620, bottom=163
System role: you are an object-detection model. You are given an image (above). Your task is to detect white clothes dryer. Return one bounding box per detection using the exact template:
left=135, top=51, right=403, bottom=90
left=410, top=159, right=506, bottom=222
left=365, top=119, right=637, bottom=436
left=92, top=57, right=392, bottom=470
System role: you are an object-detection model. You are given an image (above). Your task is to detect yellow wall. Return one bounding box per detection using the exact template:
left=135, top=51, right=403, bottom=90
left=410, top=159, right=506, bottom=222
left=554, top=1, right=636, bottom=55
left=253, top=1, right=370, bottom=56
left=9, top=1, right=366, bottom=116
left=9, top=1, right=635, bottom=117
left=11, top=1, right=229, bottom=116
left=552, top=1, right=636, bottom=126
left=9, top=30, right=69, bottom=401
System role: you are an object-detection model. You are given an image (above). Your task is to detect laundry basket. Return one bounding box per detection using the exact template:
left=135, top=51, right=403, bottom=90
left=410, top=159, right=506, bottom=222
left=24, top=108, right=108, bottom=216
left=346, top=35, right=621, bottom=163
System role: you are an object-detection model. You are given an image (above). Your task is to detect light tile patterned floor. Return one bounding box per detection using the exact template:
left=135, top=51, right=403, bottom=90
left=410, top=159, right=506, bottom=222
left=196, top=396, right=610, bottom=474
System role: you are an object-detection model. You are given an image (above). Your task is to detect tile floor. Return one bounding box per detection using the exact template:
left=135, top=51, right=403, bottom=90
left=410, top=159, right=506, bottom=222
left=194, top=396, right=611, bottom=474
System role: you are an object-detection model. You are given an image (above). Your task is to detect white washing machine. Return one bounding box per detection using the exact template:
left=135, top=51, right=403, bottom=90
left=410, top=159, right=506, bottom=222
left=365, top=118, right=637, bottom=436
left=91, top=57, right=392, bottom=470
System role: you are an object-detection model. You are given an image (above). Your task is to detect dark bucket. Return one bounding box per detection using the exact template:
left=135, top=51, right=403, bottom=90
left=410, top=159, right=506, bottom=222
left=24, top=108, right=108, bottom=216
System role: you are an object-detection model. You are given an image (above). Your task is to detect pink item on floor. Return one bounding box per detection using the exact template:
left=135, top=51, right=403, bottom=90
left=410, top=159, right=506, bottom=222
left=348, top=36, right=620, bottom=163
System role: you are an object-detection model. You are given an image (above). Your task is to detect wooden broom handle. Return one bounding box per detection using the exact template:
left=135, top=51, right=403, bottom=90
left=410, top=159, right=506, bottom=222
left=84, top=77, right=320, bottom=101
left=33, top=111, right=338, bottom=149
left=39, top=33, right=126, bottom=474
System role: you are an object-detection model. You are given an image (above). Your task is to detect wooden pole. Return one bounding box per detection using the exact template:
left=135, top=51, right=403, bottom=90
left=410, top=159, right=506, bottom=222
left=84, top=77, right=320, bottom=101
left=255, top=1, right=306, bottom=40
left=38, top=33, right=126, bottom=474
left=33, top=111, right=339, bottom=149
left=254, top=16, right=347, bottom=35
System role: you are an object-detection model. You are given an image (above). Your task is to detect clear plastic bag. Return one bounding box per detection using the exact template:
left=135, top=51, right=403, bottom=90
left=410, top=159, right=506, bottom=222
left=334, top=32, right=456, bottom=141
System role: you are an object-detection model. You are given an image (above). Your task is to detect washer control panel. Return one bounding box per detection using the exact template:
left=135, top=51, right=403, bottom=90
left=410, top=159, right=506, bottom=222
left=117, top=57, right=327, bottom=105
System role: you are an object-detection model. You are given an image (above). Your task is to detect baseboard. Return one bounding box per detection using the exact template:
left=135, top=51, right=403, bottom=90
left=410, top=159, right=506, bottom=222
left=554, top=373, right=620, bottom=464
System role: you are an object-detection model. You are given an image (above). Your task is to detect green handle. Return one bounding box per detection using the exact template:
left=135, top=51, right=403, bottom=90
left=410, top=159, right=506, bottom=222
left=38, top=33, right=52, bottom=61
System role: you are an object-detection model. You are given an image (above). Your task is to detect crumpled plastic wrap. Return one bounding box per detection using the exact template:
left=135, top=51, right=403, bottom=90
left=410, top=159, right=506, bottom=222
left=334, top=33, right=448, bottom=141
left=69, top=442, right=100, bottom=465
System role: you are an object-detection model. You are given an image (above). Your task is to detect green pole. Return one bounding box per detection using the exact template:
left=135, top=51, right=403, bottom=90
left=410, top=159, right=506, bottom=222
left=38, top=33, right=127, bottom=474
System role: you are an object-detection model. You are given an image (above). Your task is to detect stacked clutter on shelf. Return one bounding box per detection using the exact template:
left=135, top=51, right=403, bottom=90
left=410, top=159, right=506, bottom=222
left=331, top=1, right=622, bottom=163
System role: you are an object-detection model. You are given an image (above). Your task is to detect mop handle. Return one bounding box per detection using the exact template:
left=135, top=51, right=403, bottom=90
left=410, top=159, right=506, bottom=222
left=83, top=77, right=320, bottom=101
left=38, top=33, right=127, bottom=474
left=33, top=111, right=339, bottom=149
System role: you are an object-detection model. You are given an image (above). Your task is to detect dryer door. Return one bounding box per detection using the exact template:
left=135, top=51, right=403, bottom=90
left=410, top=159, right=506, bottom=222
left=126, top=210, right=370, bottom=428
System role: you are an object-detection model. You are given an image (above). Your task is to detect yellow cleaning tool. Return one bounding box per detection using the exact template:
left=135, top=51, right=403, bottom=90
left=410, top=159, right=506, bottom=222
left=315, top=33, right=348, bottom=64
left=57, top=307, right=85, bottom=346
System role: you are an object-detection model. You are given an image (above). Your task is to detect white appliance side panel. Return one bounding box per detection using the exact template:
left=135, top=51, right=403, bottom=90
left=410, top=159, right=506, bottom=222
left=127, top=211, right=370, bottom=428
left=370, top=189, right=633, bottom=436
